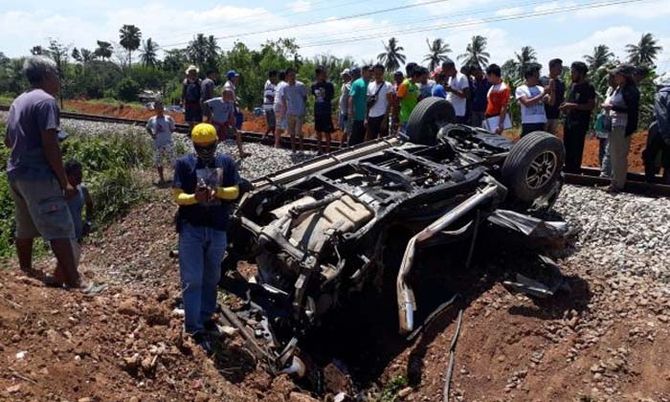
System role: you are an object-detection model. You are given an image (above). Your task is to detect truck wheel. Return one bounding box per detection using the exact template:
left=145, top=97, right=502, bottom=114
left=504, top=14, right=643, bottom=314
left=501, top=132, right=564, bottom=204
left=406, top=97, right=455, bottom=145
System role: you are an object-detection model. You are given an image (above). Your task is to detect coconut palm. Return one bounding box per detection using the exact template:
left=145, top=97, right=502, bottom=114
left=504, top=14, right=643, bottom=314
left=423, top=38, right=451, bottom=71
left=119, top=24, right=142, bottom=68
left=71, top=48, right=82, bottom=62
left=94, top=41, right=113, bottom=61
left=458, top=35, right=490, bottom=69
left=377, top=37, right=406, bottom=72
left=626, top=33, right=663, bottom=66
left=584, top=45, right=614, bottom=72
left=187, top=34, right=220, bottom=69
left=140, top=38, right=159, bottom=68
left=30, top=46, right=45, bottom=56
left=80, top=49, right=94, bottom=63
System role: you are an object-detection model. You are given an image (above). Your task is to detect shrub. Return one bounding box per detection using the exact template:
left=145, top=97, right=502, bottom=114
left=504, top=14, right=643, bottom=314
left=116, top=77, right=141, bottom=102
left=0, top=127, right=154, bottom=257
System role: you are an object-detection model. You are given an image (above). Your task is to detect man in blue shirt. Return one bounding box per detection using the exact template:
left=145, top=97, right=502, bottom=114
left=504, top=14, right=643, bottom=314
left=172, top=123, right=240, bottom=350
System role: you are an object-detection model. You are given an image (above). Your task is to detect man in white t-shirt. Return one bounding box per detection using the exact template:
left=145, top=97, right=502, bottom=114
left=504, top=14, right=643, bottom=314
left=442, top=59, right=470, bottom=123
left=516, top=63, right=547, bottom=137
left=367, top=63, right=395, bottom=140
left=262, top=70, right=278, bottom=142
left=146, top=101, right=176, bottom=184
left=273, top=71, right=288, bottom=148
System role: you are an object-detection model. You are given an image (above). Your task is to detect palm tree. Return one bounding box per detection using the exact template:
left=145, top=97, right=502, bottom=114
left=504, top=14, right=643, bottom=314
left=30, top=46, right=45, bottom=56
left=458, top=35, right=490, bottom=69
left=119, top=24, right=142, bottom=68
left=71, top=48, right=82, bottom=62
left=80, top=49, right=94, bottom=64
left=187, top=34, right=219, bottom=69
left=423, top=38, right=451, bottom=71
left=513, top=45, right=538, bottom=79
left=140, top=38, right=159, bottom=68
left=584, top=45, right=614, bottom=71
left=94, top=41, right=113, bottom=61
left=377, top=37, right=406, bottom=72
left=626, top=33, right=663, bottom=66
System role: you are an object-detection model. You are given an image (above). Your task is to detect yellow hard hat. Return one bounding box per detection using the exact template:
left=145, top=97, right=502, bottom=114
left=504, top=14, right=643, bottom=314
left=191, top=123, right=217, bottom=145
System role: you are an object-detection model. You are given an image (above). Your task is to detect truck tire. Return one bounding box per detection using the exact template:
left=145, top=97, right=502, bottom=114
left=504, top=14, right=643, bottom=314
left=501, top=131, right=564, bottom=203
left=406, top=97, right=455, bottom=145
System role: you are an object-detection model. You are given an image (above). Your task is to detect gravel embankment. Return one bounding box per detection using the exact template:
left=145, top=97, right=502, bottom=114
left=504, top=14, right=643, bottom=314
left=554, top=185, right=670, bottom=283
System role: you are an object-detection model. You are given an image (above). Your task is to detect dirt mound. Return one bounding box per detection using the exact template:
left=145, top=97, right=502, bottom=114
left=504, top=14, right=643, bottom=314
left=2, top=179, right=668, bottom=401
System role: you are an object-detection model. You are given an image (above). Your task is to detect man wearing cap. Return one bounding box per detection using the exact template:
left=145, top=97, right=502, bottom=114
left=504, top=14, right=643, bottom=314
left=224, top=70, right=244, bottom=131
left=602, top=64, right=640, bottom=192
left=338, top=68, right=352, bottom=144
left=182, top=65, right=203, bottom=132
left=172, top=123, right=240, bottom=350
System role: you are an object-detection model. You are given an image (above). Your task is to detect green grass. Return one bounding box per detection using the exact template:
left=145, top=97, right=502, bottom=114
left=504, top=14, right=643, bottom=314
left=0, top=95, right=13, bottom=106
left=0, top=124, right=154, bottom=258
left=379, top=375, right=409, bottom=402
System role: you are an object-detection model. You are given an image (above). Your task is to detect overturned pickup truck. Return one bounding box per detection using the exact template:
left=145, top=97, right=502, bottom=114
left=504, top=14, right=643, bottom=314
left=221, top=98, right=566, bottom=374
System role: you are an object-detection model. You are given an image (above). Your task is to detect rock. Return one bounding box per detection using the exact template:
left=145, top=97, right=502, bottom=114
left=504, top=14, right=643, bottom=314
left=118, top=299, right=139, bottom=316
left=6, top=384, right=21, bottom=393
left=590, top=364, right=604, bottom=373
left=323, top=361, right=353, bottom=394
left=78, top=398, right=93, bottom=402
left=142, top=304, right=170, bottom=326
left=15, top=351, right=27, bottom=360
left=194, top=393, right=209, bottom=402
left=122, top=353, right=141, bottom=370
left=398, top=387, right=413, bottom=398
left=289, top=392, right=319, bottom=402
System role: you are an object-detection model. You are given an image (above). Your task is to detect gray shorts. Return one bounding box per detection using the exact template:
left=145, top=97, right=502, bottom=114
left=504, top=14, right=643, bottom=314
left=9, top=176, right=75, bottom=241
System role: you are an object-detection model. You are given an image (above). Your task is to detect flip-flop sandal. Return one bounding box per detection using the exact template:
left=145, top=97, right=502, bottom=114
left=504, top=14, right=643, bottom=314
left=79, top=283, right=108, bottom=296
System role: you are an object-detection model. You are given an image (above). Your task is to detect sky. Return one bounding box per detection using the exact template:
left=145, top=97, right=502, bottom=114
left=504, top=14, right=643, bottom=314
left=1, top=0, right=669, bottom=74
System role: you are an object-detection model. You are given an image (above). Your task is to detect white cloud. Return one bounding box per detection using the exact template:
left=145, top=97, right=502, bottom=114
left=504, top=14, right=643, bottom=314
left=537, top=26, right=640, bottom=67
left=575, top=0, right=670, bottom=20
left=288, top=0, right=311, bottom=13
left=495, top=7, right=524, bottom=17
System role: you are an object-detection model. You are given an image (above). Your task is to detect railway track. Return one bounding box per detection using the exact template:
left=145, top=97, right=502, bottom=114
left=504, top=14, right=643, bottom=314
left=2, top=106, right=668, bottom=196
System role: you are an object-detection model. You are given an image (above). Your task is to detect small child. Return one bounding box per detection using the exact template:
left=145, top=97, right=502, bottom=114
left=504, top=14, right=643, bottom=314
left=64, top=160, right=94, bottom=263
left=205, top=88, right=249, bottom=157
left=146, top=101, right=177, bottom=184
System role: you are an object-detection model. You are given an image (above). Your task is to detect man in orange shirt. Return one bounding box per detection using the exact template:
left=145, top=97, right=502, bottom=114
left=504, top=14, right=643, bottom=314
left=484, top=64, right=510, bottom=134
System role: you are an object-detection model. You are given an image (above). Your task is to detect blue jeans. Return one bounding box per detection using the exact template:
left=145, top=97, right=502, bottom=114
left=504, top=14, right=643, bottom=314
left=178, top=223, right=227, bottom=334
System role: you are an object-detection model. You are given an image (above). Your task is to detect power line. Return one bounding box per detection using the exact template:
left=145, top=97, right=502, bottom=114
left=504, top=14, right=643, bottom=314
left=298, top=0, right=651, bottom=48
left=163, top=0, right=366, bottom=45
left=160, top=0, right=450, bottom=49
left=282, top=0, right=553, bottom=46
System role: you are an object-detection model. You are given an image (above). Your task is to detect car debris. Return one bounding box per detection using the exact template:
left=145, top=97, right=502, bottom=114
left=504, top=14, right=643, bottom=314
left=220, top=97, right=568, bottom=376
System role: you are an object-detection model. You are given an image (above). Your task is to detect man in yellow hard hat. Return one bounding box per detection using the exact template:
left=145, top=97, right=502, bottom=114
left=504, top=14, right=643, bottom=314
left=172, top=123, right=240, bottom=350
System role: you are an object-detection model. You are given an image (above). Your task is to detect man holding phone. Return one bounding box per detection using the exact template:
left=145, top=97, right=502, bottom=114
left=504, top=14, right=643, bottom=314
left=172, top=123, right=240, bottom=351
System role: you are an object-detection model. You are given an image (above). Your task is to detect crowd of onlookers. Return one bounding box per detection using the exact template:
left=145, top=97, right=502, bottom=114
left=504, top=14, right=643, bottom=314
left=246, top=58, right=668, bottom=192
